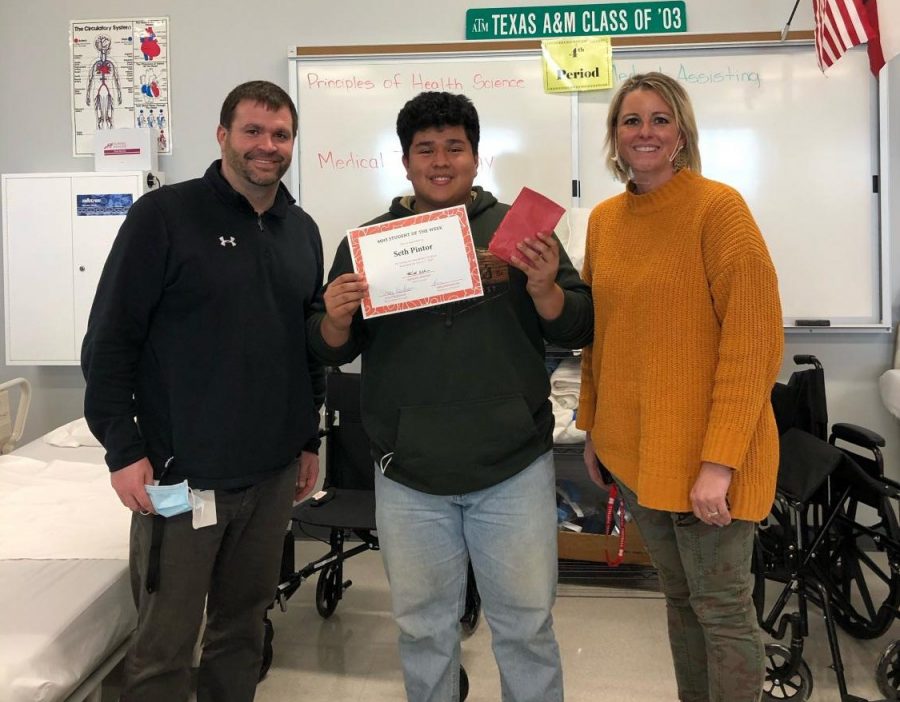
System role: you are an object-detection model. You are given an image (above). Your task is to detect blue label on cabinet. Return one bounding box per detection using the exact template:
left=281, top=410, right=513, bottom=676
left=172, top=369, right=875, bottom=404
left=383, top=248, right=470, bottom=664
left=76, top=193, right=134, bottom=216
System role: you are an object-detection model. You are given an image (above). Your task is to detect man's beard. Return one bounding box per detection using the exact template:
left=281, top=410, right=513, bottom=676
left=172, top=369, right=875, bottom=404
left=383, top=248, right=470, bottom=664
left=224, top=146, right=289, bottom=187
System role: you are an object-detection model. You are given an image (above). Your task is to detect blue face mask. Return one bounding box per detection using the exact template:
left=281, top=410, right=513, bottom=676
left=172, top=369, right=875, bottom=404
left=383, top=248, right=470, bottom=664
left=145, top=480, right=193, bottom=518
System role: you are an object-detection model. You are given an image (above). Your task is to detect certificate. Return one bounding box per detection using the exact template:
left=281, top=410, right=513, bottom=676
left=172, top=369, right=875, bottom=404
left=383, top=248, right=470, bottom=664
left=348, top=205, right=484, bottom=319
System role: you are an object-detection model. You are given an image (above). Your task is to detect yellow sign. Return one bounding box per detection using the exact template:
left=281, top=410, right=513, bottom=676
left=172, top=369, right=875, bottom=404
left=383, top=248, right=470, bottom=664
left=541, top=36, right=613, bottom=93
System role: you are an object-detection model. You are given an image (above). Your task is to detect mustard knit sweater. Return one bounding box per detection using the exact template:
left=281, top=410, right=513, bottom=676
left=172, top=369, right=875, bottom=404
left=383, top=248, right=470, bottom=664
left=576, top=169, right=783, bottom=521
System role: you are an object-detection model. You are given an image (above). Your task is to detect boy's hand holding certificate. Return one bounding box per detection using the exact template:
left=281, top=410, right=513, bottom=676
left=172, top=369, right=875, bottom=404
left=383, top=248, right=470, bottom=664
left=487, top=187, right=565, bottom=264
left=347, top=205, right=484, bottom=319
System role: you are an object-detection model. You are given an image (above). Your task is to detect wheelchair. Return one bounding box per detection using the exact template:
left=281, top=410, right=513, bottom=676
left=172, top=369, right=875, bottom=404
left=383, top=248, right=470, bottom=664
left=753, top=355, right=900, bottom=701
left=262, top=370, right=481, bottom=699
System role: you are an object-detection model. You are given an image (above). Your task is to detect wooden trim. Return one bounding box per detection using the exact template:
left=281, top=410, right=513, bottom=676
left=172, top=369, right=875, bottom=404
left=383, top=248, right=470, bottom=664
left=613, top=29, right=814, bottom=46
left=292, top=31, right=816, bottom=58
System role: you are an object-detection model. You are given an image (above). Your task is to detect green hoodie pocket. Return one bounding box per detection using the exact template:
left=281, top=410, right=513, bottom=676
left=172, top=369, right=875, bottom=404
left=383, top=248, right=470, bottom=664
left=392, top=394, right=539, bottom=489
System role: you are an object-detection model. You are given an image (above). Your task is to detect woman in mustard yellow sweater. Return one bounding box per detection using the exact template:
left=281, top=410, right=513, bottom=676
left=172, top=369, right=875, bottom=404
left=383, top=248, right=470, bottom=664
left=576, top=72, right=783, bottom=702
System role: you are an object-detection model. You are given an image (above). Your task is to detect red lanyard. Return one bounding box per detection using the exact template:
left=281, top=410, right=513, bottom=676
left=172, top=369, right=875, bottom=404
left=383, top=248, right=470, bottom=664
left=604, top=484, right=626, bottom=567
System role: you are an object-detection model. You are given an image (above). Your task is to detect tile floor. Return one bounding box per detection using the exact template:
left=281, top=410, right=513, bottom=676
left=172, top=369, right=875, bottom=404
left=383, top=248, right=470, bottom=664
left=247, top=540, right=897, bottom=702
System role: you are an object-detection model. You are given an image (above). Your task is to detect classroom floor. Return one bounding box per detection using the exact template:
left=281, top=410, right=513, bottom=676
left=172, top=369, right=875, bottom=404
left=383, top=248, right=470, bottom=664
left=98, top=538, right=897, bottom=701
left=249, top=541, right=897, bottom=702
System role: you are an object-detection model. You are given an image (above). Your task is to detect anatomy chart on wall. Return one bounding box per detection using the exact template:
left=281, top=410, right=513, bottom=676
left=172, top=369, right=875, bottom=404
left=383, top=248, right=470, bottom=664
left=70, top=17, right=171, bottom=156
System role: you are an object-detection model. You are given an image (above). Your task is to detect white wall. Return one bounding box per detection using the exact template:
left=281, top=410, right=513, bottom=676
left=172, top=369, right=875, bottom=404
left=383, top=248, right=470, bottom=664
left=1, top=0, right=899, bottom=477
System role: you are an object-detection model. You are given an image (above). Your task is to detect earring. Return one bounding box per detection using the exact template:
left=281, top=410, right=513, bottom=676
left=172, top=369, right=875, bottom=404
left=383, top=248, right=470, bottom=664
left=672, top=151, right=688, bottom=171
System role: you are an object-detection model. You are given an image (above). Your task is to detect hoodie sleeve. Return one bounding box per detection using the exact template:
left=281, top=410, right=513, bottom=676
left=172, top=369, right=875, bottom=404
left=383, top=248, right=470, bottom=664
left=307, top=236, right=368, bottom=366
left=539, top=233, right=594, bottom=349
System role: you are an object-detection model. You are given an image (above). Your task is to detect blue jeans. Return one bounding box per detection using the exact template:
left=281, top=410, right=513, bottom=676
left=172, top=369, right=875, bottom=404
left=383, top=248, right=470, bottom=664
left=375, top=451, right=563, bottom=702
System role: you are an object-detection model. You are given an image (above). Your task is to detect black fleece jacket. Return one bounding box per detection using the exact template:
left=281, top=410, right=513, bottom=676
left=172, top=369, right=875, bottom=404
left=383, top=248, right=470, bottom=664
left=308, top=188, right=593, bottom=495
left=82, top=161, right=324, bottom=489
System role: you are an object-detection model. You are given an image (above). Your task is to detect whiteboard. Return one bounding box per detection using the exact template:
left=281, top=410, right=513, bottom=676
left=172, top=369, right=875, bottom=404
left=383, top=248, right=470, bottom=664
left=289, top=40, right=889, bottom=329
left=579, top=45, right=884, bottom=327
left=290, top=53, right=572, bottom=269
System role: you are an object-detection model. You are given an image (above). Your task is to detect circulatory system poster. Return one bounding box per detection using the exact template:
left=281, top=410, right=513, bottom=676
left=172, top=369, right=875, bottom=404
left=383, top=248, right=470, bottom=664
left=70, top=17, right=171, bottom=156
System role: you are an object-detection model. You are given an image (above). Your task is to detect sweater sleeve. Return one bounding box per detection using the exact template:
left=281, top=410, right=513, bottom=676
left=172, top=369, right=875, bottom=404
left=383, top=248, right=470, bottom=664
left=539, top=233, right=594, bottom=349
left=307, top=236, right=367, bottom=366
left=575, top=218, right=597, bottom=431
left=81, top=195, right=168, bottom=471
left=700, top=192, right=784, bottom=469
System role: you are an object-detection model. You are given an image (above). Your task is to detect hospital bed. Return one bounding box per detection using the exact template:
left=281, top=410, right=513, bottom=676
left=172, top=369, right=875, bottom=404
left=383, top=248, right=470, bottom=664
left=0, top=378, right=135, bottom=702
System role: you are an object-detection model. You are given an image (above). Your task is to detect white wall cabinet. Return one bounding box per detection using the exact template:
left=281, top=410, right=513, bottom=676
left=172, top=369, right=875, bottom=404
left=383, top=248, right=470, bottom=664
left=2, top=171, right=156, bottom=365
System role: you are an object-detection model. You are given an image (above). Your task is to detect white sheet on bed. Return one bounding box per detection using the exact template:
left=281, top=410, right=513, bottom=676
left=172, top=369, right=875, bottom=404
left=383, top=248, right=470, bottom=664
left=42, top=417, right=103, bottom=448
left=0, top=559, right=135, bottom=702
left=0, top=458, right=130, bottom=560
left=0, top=455, right=51, bottom=495
left=0, top=434, right=135, bottom=702
left=17, top=431, right=105, bottom=465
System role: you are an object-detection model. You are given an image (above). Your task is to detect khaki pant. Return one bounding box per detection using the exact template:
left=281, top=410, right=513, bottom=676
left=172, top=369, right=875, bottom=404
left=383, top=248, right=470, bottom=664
left=615, top=479, right=764, bottom=702
left=121, top=463, right=296, bottom=702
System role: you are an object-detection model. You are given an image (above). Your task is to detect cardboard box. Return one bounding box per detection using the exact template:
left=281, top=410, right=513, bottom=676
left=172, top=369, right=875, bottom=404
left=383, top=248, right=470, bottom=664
left=94, top=128, right=159, bottom=172
left=558, top=524, right=652, bottom=566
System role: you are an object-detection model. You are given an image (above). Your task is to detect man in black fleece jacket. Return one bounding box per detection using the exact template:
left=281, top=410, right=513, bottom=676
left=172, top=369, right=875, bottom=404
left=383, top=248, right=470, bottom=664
left=309, top=92, right=592, bottom=702
left=81, top=81, right=324, bottom=702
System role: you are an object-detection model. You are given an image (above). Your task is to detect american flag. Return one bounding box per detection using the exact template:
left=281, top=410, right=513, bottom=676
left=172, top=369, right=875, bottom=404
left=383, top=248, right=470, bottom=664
left=813, top=0, right=894, bottom=75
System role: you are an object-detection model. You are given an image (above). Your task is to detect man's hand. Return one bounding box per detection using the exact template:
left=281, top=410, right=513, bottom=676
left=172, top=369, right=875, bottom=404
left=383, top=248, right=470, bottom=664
left=690, top=461, right=734, bottom=526
left=295, top=450, right=320, bottom=501
left=321, top=273, right=367, bottom=347
left=110, top=458, right=155, bottom=513
left=509, top=232, right=564, bottom=320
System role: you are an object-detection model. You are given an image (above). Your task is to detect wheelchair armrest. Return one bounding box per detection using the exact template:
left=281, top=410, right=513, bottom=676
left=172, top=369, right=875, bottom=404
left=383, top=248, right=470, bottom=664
left=830, top=422, right=886, bottom=449
left=792, top=354, right=822, bottom=369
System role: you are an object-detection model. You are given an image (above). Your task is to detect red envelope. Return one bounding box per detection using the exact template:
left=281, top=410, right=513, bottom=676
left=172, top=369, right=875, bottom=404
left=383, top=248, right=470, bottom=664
left=488, top=187, right=565, bottom=265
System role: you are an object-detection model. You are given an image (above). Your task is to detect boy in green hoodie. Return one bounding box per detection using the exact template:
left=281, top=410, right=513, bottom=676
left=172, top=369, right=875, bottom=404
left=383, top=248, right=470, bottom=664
left=308, top=91, right=592, bottom=702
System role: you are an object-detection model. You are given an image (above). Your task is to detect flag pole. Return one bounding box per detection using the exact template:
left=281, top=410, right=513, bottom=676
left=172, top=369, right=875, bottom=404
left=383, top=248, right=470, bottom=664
left=781, top=0, right=803, bottom=41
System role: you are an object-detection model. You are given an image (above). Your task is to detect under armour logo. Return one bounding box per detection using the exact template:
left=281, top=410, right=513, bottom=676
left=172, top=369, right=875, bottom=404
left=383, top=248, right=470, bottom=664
left=219, top=236, right=237, bottom=247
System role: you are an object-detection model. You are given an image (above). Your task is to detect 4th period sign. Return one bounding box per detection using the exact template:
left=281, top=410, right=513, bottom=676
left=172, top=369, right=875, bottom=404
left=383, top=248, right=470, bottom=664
left=466, top=2, right=686, bottom=40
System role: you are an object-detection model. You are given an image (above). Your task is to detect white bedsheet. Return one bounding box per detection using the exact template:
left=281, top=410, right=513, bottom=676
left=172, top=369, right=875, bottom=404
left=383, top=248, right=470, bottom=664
left=0, top=560, right=134, bottom=702
left=0, top=431, right=135, bottom=702
left=42, top=417, right=102, bottom=448
left=16, top=431, right=105, bottom=465
left=0, top=458, right=130, bottom=560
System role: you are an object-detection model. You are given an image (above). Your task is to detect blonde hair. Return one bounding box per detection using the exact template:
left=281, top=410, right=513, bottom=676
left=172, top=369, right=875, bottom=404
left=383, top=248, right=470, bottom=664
left=604, top=72, right=701, bottom=183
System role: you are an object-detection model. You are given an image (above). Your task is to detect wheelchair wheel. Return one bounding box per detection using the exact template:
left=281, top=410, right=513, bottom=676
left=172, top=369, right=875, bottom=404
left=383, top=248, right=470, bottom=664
left=259, top=615, right=274, bottom=681
left=460, top=665, right=469, bottom=701
left=460, top=562, right=481, bottom=639
left=315, top=563, right=342, bottom=618
left=876, top=639, right=900, bottom=700
left=762, top=643, right=813, bottom=701
left=824, top=494, right=900, bottom=639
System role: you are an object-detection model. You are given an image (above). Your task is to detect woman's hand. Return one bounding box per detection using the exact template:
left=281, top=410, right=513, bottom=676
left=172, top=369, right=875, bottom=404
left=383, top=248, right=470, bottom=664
left=690, top=461, right=734, bottom=526
left=583, top=435, right=612, bottom=488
